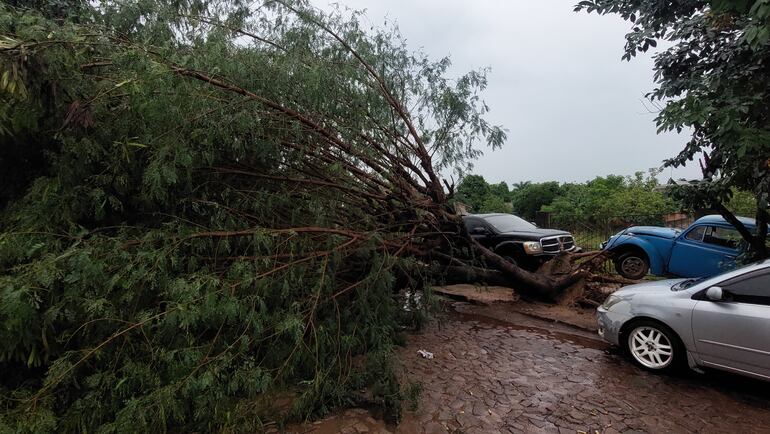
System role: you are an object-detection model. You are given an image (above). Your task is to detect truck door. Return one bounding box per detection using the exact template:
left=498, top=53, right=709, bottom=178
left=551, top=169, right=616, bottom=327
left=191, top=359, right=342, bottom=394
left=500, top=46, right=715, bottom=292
left=464, top=217, right=494, bottom=248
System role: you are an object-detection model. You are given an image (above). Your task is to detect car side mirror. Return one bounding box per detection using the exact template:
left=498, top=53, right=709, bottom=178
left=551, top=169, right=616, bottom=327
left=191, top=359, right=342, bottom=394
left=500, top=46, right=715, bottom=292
left=470, top=227, right=489, bottom=235
left=706, top=286, right=724, bottom=301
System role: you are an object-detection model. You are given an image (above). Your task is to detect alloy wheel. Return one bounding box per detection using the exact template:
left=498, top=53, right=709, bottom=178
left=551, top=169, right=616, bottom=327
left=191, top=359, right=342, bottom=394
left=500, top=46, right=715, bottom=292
left=628, top=326, right=673, bottom=370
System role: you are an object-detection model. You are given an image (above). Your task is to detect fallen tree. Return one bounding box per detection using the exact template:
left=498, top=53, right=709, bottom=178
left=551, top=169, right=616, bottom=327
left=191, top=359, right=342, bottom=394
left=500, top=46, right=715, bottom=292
left=0, top=1, right=615, bottom=431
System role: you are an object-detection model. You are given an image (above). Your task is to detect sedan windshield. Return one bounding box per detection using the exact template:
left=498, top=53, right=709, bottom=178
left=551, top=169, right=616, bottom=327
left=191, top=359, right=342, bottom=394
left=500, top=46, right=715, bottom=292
left=485, top=214, right=537, bottom=232
left=671, top=258, right=770, bottom=291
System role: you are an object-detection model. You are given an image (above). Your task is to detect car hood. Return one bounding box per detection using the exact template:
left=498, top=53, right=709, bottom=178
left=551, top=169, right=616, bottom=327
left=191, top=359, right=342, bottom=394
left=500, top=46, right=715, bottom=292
left=612, top=279, right=685, bottom=298
left=497, top=229, right=571, bottom=240
left=624, top=226, right=681, bottom=239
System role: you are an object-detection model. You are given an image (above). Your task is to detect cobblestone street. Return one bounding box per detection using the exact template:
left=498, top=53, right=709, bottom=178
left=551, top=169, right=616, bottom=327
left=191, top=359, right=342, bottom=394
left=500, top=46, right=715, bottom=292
left=292, top=302, right=770, bottom=433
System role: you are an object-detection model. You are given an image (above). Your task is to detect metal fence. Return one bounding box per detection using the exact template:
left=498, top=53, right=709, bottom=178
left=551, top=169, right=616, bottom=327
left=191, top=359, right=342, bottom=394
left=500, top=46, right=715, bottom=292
left=537, top=212, right=693, bottom=252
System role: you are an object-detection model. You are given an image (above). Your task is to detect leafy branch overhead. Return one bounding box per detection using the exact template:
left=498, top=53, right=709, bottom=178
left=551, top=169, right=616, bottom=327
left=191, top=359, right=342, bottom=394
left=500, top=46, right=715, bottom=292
left=577, top=0, right=770, bottom=258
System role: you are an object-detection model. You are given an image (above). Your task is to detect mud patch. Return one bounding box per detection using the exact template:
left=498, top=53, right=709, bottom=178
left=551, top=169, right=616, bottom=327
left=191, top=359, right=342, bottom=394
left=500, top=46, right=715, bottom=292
left=433, top=284, right=599, bottom=332
left=505, top=299, right=599, bottom=331
left=433, top=284, right=518, bottom=305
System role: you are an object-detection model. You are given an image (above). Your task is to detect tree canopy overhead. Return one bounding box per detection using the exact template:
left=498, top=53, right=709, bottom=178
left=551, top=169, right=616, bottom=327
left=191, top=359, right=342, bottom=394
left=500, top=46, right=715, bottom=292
left=576, top=0, right=770, bottom=258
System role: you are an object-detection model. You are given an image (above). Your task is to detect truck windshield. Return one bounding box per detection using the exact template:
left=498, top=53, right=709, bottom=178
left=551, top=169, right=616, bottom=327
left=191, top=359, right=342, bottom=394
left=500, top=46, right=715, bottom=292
left=485, top=215, right=537, bottom=232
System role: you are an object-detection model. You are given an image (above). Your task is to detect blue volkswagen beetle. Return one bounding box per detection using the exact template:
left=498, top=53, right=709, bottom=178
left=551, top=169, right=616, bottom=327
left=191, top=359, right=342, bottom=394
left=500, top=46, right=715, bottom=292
left=602, top=215, right=765, bottom=280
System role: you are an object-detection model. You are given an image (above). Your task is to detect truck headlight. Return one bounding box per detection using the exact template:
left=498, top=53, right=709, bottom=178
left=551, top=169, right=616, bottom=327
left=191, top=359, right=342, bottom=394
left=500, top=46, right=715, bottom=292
left=523, top=241, right=543, bottom=254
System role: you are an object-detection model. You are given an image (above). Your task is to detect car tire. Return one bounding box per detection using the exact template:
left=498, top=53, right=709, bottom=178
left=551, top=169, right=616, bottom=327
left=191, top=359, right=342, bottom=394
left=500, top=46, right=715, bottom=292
left=614, top=252, right=649, bottom=280
left=624, top=320, right=685, bottom=373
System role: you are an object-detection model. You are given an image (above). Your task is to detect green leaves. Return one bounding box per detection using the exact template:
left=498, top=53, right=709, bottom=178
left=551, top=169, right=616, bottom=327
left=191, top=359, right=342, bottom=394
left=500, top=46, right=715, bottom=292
left=744, top=21, right=770, bottom=48
left=744, top=0, right=770, bottom=48
left=0, top=65, right=27, bottom=100
left=540, top=171, right=678, bottom=228
left=1, top=0, right=455, bottom=430
left=578, top=0, right=770, bottom=257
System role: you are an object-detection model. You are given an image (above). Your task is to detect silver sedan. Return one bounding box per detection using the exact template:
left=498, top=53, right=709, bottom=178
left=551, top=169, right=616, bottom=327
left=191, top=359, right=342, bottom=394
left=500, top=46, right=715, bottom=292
left=597, top=259, right=770, bottom=380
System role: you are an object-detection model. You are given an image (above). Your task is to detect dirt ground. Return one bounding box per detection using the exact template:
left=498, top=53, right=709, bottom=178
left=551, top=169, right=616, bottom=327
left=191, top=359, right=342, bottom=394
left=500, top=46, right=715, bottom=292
left=433, top=284, right=599, bottom=331
left=286, top=299, right=770, bottom=434
left=432, top=285, right=520, bottom=305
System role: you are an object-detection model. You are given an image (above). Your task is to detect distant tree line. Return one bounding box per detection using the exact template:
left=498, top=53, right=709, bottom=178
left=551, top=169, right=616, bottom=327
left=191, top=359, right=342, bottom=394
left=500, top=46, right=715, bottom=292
left=455, top=170, right=758, bottom=227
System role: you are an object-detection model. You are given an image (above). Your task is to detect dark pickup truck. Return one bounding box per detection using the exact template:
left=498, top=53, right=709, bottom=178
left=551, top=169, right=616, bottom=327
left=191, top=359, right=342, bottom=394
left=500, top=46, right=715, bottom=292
left=463, top=213, right=579, bottom=270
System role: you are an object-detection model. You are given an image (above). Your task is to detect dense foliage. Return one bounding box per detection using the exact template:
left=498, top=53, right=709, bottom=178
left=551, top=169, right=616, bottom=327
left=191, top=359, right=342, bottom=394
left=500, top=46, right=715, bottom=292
left=454, top=175, right=511, bottom=213
left=544, top=171, right=679, bottom=227
left=576, top=0, right=770, bottom=258
left=511, top=182, right=563, bottom=221
left=454, top=170, right=680, bottom=225
left=0, top=1, right=504, bottom=431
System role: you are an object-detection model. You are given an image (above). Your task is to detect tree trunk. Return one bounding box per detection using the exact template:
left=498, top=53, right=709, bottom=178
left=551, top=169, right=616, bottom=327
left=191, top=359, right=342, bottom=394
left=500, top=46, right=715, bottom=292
left=428, top=242, right=612, bottom=304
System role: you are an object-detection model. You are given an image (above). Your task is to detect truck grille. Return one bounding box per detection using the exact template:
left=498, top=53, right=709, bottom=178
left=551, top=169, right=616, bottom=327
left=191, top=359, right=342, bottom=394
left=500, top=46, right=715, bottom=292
left=540, top=235, right=575, bottom=253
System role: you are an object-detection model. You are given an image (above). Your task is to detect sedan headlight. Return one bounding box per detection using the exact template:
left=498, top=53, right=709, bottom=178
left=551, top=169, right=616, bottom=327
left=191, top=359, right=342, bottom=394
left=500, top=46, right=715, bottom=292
left=601, top=294, right=623, bottom=310
left=523, top=241, right=543, bottom=254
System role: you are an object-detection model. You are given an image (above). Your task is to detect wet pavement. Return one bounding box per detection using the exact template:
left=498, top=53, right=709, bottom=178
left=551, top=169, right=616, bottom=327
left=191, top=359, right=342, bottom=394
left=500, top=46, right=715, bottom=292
left=290, top=302, right=770, bottom=433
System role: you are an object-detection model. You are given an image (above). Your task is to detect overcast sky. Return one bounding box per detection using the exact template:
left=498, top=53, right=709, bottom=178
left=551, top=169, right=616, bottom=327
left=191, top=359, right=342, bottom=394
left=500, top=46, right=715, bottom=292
left=314, top=0, right=703, bottom=185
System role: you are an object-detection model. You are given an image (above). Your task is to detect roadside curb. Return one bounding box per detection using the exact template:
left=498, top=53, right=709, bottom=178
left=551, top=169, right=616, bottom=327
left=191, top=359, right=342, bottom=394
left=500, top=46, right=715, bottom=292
left=434, top=289, right=597, bottom=334
left=433, top=288, right=492, bottom=306
left=505, top=306, right=597, bottom=333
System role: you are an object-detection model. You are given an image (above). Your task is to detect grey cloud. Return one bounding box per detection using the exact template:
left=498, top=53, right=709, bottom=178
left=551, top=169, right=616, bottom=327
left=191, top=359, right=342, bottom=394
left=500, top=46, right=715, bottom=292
left=316, top=0, right=702, bottom=184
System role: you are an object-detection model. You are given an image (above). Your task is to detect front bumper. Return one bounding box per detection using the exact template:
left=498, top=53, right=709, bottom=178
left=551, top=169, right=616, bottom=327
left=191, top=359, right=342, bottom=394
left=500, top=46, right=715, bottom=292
left=596, top=306, right=628, bottom=346
left=600, top=234, right=621, bottom=250
left=532, top=246, right=583, bottom=257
